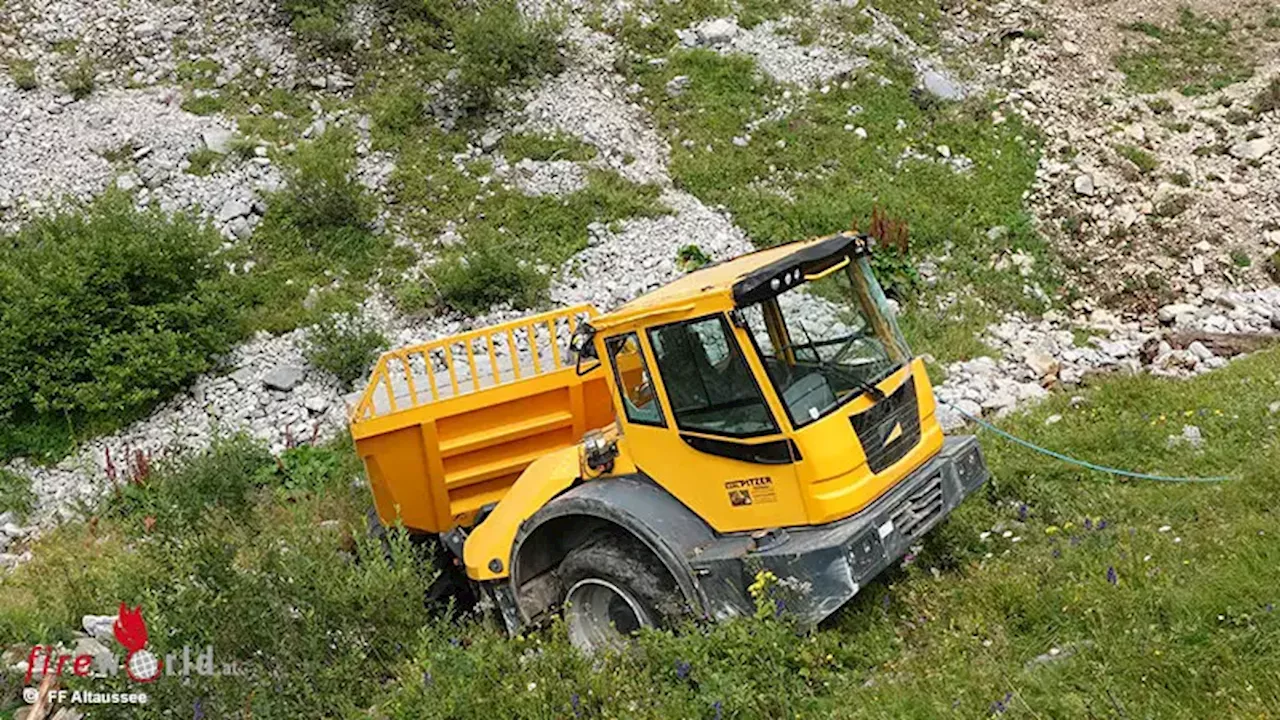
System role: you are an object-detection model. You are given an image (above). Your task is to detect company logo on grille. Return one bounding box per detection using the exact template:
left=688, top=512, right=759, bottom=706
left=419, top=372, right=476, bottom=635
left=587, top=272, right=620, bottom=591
left=849, top=375, right=921, bottom=474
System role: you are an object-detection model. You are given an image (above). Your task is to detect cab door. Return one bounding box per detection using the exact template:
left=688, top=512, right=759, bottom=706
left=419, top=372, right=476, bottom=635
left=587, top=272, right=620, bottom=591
left=601, top=315, right=807, bottom=533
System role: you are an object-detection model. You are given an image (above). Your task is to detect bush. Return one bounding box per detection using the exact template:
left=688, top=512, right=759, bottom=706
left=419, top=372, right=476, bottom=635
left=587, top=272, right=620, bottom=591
left=430, top=238, right=548, bottom=314
left=61, top=57, right=96, bottom=99
left=0, top=437, right=432, bottom=719
left=0, top=191, right=242, bottom=461
left=0, top=468, right=36, bottom=519
left=303, top=312, right=387, bottom=389
left=281, top=0, right=355, bottom=52
left=451, top=0, right=563, bottom=114
left=7, top=57, right=38, bottom=90
left=257, top=132, right=376, bottom=263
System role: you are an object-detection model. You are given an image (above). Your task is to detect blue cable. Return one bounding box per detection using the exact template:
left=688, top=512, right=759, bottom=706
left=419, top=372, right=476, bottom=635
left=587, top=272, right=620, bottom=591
left=938, top=399, right=1233, bottom=484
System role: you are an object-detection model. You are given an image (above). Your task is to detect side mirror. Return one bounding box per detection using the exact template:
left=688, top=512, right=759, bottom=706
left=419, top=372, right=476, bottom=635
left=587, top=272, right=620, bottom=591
left=571, top=322, right=600, bottom=376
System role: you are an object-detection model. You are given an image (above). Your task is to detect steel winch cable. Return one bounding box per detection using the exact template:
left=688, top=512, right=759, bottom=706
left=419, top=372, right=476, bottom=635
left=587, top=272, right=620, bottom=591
left=937, top=399, right=1234, bottom=484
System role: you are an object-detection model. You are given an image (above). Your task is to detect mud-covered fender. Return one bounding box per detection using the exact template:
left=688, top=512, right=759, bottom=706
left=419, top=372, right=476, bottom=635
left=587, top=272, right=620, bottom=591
left=509, top=473, right=718, bottom=622
left=464, top=445, right=582, bottom=581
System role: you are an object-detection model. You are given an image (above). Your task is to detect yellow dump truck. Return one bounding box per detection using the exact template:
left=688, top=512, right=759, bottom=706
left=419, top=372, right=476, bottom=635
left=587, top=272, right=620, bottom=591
left=349, top=232, right=988, bottom=651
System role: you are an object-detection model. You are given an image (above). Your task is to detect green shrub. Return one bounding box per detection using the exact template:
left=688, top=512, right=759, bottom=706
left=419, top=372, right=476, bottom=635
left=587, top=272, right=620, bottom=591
left=179, top=93, right=226, bottom=116
left=61, top=57, right=96, bottom=99
left=281, top=0, right=355, bottom=52
left=104, top=436, right=273, bottom=532
left=252, top=132, right=383, bottom=276
left=0, top=468, right=36, bottom=519
left=500, top=132, right=597, bottom=161
left=1116, top=143, right=1159, bottom=174
left=185, top=148, right=223, bottom=176
left=303, top=312, right=387, bottom=389
left=0, top=437, right=432, bottom=718
left=451, top=0, right=564, bottom=114
left=430, top=237, right=548, bottom=314
left=676, top=244, right=711, bottom=271
left=7, top=57, right=38, bottom=90
left=252, top=442, right=353, bottom=496
left=0, top=191, right=242, bottom=461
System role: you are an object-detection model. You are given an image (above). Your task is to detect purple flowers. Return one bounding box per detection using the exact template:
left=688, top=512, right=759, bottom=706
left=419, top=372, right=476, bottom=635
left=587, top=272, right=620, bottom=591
left=1107, top=566, right=1118, bottom=585
left=193, top=698, right=205, bottom=720
left=989, top=691, right=1014, bottom=714
left=571, top=693, right=582, bottom=717
left=675, top=659, right=692, bottom=680
left=1084, top=517, right=1093, bottom=531
left=1018, top=504, right=1028, bottom=521
left=713, top=700, right=723, bottom=720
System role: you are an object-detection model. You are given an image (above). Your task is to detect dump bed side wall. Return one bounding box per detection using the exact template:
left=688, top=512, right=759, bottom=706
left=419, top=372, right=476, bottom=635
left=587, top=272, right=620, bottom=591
left=356, top=369, right=614, bottom=534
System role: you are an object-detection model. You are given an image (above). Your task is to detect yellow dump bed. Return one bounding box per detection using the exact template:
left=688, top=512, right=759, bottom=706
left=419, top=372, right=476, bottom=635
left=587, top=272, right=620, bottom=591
left=349, top=305, right=615, bottom=533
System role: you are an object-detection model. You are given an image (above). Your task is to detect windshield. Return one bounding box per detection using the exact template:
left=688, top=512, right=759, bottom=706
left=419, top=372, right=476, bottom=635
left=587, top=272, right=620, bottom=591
left=740, top=256, right=910, bottom=427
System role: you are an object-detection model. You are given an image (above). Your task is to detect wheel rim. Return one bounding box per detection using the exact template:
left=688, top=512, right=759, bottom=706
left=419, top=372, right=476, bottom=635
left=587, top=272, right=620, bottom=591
left=564, top=578, right=652, bottom=653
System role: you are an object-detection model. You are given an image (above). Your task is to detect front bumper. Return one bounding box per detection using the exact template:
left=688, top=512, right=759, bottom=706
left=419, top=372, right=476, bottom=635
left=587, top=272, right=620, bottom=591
left=689, top=435, right=988, bottom=624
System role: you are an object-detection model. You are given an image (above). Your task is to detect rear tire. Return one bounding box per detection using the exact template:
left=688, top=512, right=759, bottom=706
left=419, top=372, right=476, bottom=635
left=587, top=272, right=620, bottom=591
left=558, top=532, right=681, bottom=653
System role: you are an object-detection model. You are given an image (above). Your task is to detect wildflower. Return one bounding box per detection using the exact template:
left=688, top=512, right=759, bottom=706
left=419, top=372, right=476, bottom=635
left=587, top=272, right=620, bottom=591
left=1266, top=604, right=1274, bottom=613
left=675, top=660, right=692, bottom=680
left=1158, top=525, right=1171, bottom=533
left=902, top=552, right=917, bottom=566
left=1097, top=519, right=1108, bottom=530
left=1051, top=547, right=1061, bottom=559
left=571, top=693, right=582, bottom=717
left=1083, top=517, right=1092, bottom=531
left=528, top=682, right=537, bottom=692
left=423, top=670, right=433, bottom=687
left=1002, top=530, right=1013, bottom=538
left=713, top=700, right=724, bottom=720
left=881, top=593, right=892, bottom=610
left=1018, top=504, right=1028, bottom=521
left=1106, top=566, right=1118, bottom=585
left=194, top=698, right=205, bottom=720
left=989, top=691, right=1013, bottom=714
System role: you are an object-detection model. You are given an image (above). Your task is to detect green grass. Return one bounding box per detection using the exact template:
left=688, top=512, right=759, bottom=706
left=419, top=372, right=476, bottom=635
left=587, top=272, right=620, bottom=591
left=60, top=57, right=96, bottom=99
left=428, top=169, right=667, bottom=313
left=185, top=148, right=224, bottom=176
left=6, top=57, right=37, bottom=90
left=1116, top=143, right=1159, bottom=174
left=499, top=131, right=598, bottom=162
left=233, top=131, right=402, bottom=332
left=3, top=349, right=1278, bottom=718
left=180, top=93, right=227, bottom=116
left=0, top=468, right=35, bottom=519
left=627, top=49, right=1049, bottom=317
left=1115, top=9, right=1254, bottom=96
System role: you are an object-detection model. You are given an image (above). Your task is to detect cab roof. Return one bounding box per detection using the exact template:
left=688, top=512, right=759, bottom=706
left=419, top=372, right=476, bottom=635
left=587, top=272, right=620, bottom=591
left=607, top=232, right=872, bottom=322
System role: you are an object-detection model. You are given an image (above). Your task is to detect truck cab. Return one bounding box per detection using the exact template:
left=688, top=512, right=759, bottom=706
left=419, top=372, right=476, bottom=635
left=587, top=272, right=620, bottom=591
left=349, top=232, right=988, bottom=651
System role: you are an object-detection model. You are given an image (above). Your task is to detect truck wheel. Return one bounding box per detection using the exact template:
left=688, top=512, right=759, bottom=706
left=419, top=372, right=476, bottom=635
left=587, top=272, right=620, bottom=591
left=558, top=532, right=679, bottom=653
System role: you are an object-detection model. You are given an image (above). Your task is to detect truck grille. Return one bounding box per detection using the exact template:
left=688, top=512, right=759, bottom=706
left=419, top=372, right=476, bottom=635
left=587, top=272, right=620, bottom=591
left=848, top=375, right=921, bottom=473
left=889, top=472, right=944, bottom=539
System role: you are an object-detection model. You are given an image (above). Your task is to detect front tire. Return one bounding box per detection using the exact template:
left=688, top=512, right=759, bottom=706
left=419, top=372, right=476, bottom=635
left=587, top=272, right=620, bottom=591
left=558, top=531, right=680, bottom=653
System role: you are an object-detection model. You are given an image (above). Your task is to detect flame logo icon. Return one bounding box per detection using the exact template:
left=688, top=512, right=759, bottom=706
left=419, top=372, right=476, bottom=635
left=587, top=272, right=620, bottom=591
left=113, top=602, right=163, bottom=682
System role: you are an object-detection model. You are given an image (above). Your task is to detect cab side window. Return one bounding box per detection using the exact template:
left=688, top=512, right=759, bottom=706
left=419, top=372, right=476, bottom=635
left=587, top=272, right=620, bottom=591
left=647, top=316, right=778, bottom=437
left=605, top=333, right=664, bottom=427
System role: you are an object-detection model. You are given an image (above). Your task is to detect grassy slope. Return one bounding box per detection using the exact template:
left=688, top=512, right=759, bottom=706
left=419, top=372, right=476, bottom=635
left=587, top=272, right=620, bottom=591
left=2, top=349, right=1277, bottom=718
